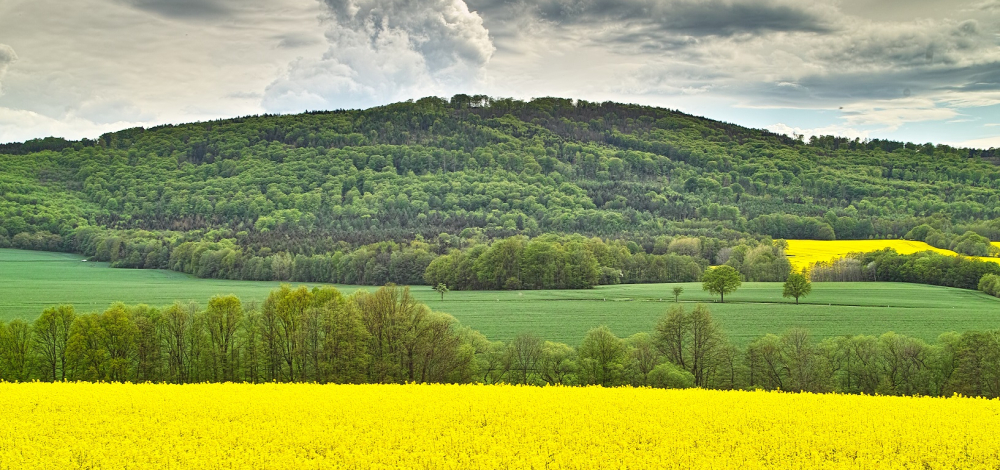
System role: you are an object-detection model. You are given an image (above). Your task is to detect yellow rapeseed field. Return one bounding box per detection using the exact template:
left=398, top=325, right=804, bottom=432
left=785, top=239, right=1000, bottom=271
left=1, top=383, right=998, bottom=469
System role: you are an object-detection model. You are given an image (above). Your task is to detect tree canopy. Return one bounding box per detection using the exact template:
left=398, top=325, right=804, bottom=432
left=702, top=266, right=742, bottom=302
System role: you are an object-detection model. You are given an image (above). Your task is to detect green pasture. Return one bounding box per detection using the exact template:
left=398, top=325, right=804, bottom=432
left=2, top=249, right=999, bottom=345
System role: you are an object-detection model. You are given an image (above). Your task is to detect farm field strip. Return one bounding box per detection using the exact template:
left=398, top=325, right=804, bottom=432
left=3, top=249, right=1000, bottom=345
left=785, top=239, right=1000, bottom=271
left=1, top=382, right=998, bottom=469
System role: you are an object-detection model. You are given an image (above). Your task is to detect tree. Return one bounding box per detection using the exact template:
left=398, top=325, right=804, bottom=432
left=672, top=286, right=683, bottom=302
left=0, top=320, right=32, bottom=382
left=625, top=333, right=660, bottom=386
left=508, top=333, right=543, bottom=384
left=653, top=304, right=725, bottom=387
left=701, top=265, right=741, bottom=303
left=783, top=273, right=812, bottom=304
left=539, top=341, right=577, bottom=385
left=205, top=295, right=243, bottom=381
left=577, top=326, right=627, bottom=386
left=32, top=305, right=76, bottom=381
left=434, top=283, right=450, bottom=301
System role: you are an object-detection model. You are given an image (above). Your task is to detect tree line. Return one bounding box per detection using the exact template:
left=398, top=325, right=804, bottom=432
left=808, top=249, right=1000, bottom=290
left=8, top=228, right=792, bottom=289
left=3, top=285, right=1000, bottom=398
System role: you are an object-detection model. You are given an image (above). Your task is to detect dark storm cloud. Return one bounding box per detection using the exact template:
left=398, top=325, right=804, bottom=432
left=123, top=0, right=232, bottom=19
left=466, top=0, right=833, bottom=38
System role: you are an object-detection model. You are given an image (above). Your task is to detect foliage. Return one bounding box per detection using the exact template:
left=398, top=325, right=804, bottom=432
left=702, top=265, right=742, bottom=302
left=672, top=286, right=683, bottom=302
left=978, top=273, right=1000, bottom=297
left=434, top=283, right=449, bottom=301
left=782, top=273, right=812, bottom=304
left=5, top=283, right=1000, bottom=397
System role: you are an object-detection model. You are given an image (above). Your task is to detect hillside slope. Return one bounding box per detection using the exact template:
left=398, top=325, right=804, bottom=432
left=2, top=95, right=999, bottom=286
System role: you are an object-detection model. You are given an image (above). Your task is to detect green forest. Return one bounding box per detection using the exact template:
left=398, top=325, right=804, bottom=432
left=2, top=95, right=999, bottom=289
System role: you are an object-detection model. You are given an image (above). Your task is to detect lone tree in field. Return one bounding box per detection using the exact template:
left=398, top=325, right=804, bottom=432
left=783, top=273, right=812, bottom=304
left=434, top=283, right=450, bottom=301
left=701, top=265, right=741, bottom=303
left=672, top=286, right=684, bottom=302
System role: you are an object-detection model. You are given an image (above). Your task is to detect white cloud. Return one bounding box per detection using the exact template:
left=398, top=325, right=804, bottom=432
left=766, top=123, right=871, bottom=140
left=0, top=107, right=147, bottom=143
left=838, top=98, right=960, bottom=130
left=0, top=0, right=328, bottom=140
left=958, top=135, right=1000, bottom=149
left=263, top=0, right=494, bottom=112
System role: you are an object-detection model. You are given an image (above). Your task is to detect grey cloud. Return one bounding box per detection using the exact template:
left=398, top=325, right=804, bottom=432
left=0, top=44, right=16, bottom=66
left=467, top=0, right=834, bottom=39
left=276, top=32, right=324, bottom=49
left=122, top=0, right=232, bottom=18
left=973, top=0, right=1000, bottom=11
left=0, top=44, right=16, bottom=96
left=746, top=62, right=1000, bottom=106
left=811, top=20, right=988, bottom=71
left=226, top=91, right=263, bottom=99
left=617, top=14, right=1000, bottom=131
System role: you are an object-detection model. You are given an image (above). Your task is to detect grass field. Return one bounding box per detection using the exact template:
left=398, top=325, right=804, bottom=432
left=3, top=248, right=999, bottom=345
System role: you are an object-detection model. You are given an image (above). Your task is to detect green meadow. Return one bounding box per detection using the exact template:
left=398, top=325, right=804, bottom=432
left=2, top=248, right=998, bottom=345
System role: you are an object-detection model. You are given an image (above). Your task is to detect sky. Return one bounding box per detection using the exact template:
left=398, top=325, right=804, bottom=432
left=0, top=0, right=998, bottom=147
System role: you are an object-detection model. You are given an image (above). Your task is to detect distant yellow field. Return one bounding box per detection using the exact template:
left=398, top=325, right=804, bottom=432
left=2, top=383, right=1000, bottom=469
left=785, top=239, right=1000, bottom=271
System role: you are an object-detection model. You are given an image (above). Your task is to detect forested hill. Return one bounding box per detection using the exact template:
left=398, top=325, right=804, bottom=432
left=2, top=95, right=999, bottom=288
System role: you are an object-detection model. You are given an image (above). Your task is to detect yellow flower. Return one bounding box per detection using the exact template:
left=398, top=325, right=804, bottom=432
left=785, top=239, right=1000, bottom=272
left=1, top=383, right=999, bottom=469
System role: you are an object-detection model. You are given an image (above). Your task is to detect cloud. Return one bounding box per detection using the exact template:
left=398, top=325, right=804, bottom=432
left=0, top=44, right=16, bottom=95
left=122, top=0, right=233, bottom=19
left=0, top=44, right=15, bottom=67
left=970, top=0, right=1000, bottom=11
left=611, top=13, right=1000, bottom=130
left=276, top=32, right=324, bottom=49
left=470, top=0, right=834, bottom=40
left=766, top=122, right=871, bottom=140
left=958, top=135, right=1000, bottom=149
left=263, top=0, right=494, bottom=112
left=838, top=98, right=959, bottom=130
left=0, top=106, right=148, bottom=144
